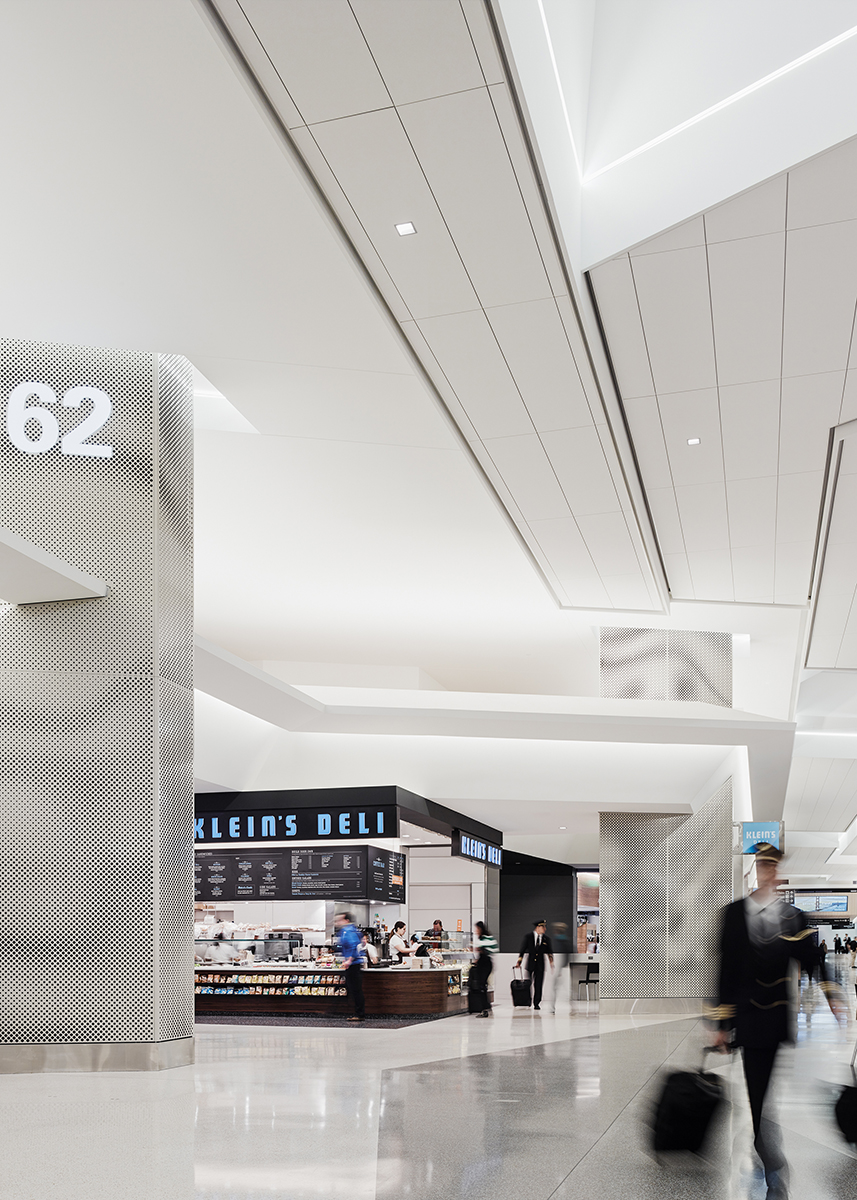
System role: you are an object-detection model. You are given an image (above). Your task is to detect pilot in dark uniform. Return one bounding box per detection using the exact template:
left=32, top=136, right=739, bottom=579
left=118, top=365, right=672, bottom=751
left=707, top=844, right=845, bottom=1198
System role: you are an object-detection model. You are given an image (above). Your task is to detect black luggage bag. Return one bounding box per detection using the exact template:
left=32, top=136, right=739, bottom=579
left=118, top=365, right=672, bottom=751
left=510, top=965, right=531, bottom=1008
left=468, top=985, right=488, bottom=1014
left=835, top=1064, right=857, bottom=1144
left=652, top=1048, right=726, bottom=1153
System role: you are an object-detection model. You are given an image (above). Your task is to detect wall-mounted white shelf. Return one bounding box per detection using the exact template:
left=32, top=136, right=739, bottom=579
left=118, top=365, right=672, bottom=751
left=0, top=526, right=108, bottom=605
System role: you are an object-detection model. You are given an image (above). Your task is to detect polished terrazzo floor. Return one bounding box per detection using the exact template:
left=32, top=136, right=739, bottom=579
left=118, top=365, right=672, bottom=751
left=4, top=970, right=857, bottom=1198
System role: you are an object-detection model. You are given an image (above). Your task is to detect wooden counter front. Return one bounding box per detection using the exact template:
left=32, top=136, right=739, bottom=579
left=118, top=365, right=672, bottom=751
left=195, top=965, right=467, bottom=1017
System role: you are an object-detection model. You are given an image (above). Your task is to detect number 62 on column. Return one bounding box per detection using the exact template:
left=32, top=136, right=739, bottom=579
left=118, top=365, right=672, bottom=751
left=6, top=381, right=113, bottom=459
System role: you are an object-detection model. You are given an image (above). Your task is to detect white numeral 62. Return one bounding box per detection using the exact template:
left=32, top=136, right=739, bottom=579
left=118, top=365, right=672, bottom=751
left=6, top=380, right=113, bottom=459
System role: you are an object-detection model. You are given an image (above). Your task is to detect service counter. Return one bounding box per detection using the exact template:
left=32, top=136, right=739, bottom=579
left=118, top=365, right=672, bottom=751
left=195, top=963, right=466, bottom=1017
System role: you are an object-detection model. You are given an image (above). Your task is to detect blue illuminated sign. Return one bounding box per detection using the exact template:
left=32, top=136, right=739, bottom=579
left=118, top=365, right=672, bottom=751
left=453, top=830, right=502, bottom=868
left=742, top=822, right=781, bottom=854
left=195, top=805, right=398, bottom=843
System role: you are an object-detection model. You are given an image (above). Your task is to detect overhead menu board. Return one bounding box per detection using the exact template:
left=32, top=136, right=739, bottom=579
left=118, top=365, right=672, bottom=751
left=290, top=849, right=366, bottom=898
left=196, top=845, right=405, bottom=903
left=369, top=848, right=405, bottom=903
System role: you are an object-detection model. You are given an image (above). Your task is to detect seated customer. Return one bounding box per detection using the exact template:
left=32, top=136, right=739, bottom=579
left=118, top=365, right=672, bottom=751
left=388, top=921, right=416, bottom=962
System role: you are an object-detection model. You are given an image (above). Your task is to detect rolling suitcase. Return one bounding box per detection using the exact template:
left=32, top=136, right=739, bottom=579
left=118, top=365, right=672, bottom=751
left=510, top=965, right=531, bottom=1008
left=835, top=1066, right=857, bottom=1144
left=468, top=985, right=488, bottom=1014
left=652, top=1047, right=726, bottom=1153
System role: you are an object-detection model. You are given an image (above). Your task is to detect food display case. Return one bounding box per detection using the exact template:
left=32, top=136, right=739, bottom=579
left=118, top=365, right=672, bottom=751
left=195, top=958, right=465, bottom=1016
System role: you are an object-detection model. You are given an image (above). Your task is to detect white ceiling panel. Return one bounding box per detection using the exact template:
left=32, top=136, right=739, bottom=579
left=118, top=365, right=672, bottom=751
left=288, top=123, right=412, bottom=324
left=398, top=89, right=551, bottom=308
left=542, top=426, right=621, bottom=516
left=218, top=0, right=669, bottom=612
left=241, top=0, right=389, bottom=125
left=631, top=247, right=717, bottom=394
left=623, top=397, right=672, bottom=489
left=486, top=82, right=569, bottom=299
left=662, top=551, right=694, bottom=598
left=808, top=433, right=857, bottom=668
left=399, top=318, right=481, bottom=443
left=834, top=604, right=857, bottom=672
left=591, top=141, right=857, bottom=609
left=528, top=515, right=598, bottom=580
left=708, top=232, right=785, bottom=386
left=485, top=298, right=594, bottom=431
left=778, top=371, right=844, bottom=476
left=781, top=220, right=857, bottom=378
left=553, top=293, right=606, bottom=405
left=576, top=511, right=642, bottom=577
left=687, top=550, right=734, bottom=601
left=820, top=761, right=857, bottom=830
left=727, top=476, right=777, bottom=548
left=731, top=543, right=775, bottom=604
left=646, top=487, right=687, bottom=557
left=841, top=369, right=857, bottom=423
left=308, top=107, right=480, bottom=319
left=787, top=137, right=857, bottom=230
left=643, top=487, right=686, bottom=556
left=629, top=217, right=705, bottom=257
left=484, top=433, right=572, bottom=521
left=461, top=0, right=504, bottom=85
left=776, top=470, right=825, bottom=545
left=602, top=573, right=654, bottom=610
left=674, top=481, right=730, bottom=552
left=657, top=389, right=723, bottom=487
left=416, top=309, right=533, bottom=439
left=589, top=256, right=655, bottom=399
left=351, top=0, right=484, bottom=106
left=704, top=176, right=787, bottom=244
left=774, top=541, right=813, bottom=605
left=719, top=379, right=781, bottom=481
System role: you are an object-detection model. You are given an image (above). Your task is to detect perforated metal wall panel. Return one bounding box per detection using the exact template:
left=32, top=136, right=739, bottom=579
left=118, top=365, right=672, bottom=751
left=600, top=781, right=733, bottom=999
left=600, top=627, right=732, bottom=706
left=0, top=338, right=193, bottom=1049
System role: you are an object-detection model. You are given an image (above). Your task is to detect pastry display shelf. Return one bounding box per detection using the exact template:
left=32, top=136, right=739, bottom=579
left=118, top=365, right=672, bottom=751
left=194, top=964, right=466, bottom=1016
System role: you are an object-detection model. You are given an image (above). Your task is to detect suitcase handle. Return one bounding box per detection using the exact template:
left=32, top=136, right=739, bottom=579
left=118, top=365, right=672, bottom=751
left=512, top=965, right=524, bottom=980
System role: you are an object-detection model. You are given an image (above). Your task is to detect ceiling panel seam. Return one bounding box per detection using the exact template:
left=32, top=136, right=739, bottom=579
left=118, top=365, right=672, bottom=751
left=192, top=0, right=565, bottom=607
left=200, top=0, right=670, bottom=612
left=484, top=0, right=669, bottom=610
left=591, top=257, right=689, bottom=594
left=774, top=175, right=789, bottom=598
left=702, top=211, right=736, bottom=603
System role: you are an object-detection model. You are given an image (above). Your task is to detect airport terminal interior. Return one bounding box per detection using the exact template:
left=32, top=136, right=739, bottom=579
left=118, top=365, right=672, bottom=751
left=8, top=1, right=857, bottom=1197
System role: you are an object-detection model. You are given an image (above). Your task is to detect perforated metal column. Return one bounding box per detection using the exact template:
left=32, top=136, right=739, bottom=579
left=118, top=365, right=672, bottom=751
left=600, top=781, right=732, bottom=999
left=0, top=339, right=193, bottom=1065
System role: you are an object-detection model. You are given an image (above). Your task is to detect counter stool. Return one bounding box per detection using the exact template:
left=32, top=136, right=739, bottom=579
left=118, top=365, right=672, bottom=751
left=578, top=963, right=599, bottom=1001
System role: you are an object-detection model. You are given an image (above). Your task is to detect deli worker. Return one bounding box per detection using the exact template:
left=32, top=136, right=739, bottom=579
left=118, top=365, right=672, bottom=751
left=389, top=921, right=417, bottom=962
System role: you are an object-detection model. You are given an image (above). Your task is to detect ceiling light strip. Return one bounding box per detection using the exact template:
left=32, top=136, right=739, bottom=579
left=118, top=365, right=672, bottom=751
left=584, top=24, right=857, bottom=183
left=536, top=0, right=582, bottom=178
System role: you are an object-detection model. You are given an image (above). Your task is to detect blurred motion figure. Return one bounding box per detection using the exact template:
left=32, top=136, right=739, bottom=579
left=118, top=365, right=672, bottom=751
left=707, top=844, right=845, bottom=1198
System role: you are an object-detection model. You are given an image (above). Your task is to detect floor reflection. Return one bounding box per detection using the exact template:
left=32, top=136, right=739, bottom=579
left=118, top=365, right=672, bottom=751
left=3, top=988, right=857, bottom=1199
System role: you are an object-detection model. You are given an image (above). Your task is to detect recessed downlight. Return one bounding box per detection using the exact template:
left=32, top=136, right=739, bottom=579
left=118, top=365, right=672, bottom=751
left=687, top=437, right=701, bottom=445
left=395, top=221, right=417, bottom=236
left=559, top=826, right=567, bottom=830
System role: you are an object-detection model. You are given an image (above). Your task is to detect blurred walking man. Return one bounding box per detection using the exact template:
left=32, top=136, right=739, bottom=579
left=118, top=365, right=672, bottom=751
left=708, top=844, right=845, bottom=1198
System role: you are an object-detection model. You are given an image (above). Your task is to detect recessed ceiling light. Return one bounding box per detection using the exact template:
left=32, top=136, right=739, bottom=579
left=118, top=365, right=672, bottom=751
left=395, top=222, right=416, bottom=236
left=687, top=437, right=701, bottom=445
left=559, top=826, right=567, bottom=830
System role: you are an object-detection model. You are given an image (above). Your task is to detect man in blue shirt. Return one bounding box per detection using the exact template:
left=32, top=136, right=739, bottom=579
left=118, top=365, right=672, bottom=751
left=335, top=912, right=366, bottom=1022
